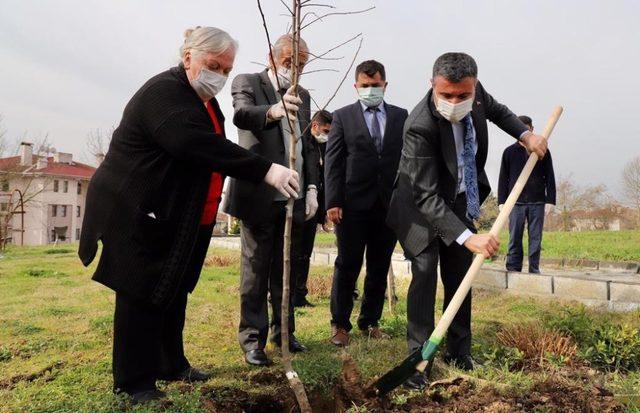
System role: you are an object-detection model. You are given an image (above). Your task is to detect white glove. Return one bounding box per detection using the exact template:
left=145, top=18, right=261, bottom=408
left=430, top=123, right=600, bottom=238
left=305, top=187, right=318, bottom=221
left=268, top=86, right=302, bottom=121
left=264, top=163, right=300, bottom=199
left=545, top=204, right=554, bottom=215
left=498, top=204, right=504, bottom=212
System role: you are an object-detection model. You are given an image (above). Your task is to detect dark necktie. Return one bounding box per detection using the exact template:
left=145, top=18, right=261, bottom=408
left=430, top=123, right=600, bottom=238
left=367, top=107, right=383, bottom=154
left=461, top=115, right=481, bottom=220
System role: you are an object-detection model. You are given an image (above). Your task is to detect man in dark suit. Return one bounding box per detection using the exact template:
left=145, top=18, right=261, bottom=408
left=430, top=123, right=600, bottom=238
left=324, top=60, right=408, bottom=346
left=387, top=52, right=548, bottom=390
left=498, top=115, right=556, bottom=273
left=293, top=109, right=333, bottom=308
left=223, top=34, right=318, bottom=366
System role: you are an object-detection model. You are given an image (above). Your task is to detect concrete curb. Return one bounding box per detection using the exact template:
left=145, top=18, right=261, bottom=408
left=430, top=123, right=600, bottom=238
left=210, top=237, right=640, bottom=311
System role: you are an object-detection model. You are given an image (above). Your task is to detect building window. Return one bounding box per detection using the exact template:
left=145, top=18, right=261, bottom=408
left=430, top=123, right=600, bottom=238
left=0, top=203, right=7, bottom=212
left=53, top=180, right=59, bottom=192
left=76, top=206, right=81, bottom=217
left=51, top=230, right=56, bottom=243
left=61, top=205, right=67, bottom=217
left=77, top=182, right=82, bottom=195
left=76, top=228, right=80, bottom=240
left=63, top=181, right=68, bottom=193
left=52, top=205, right=57, bottom=217
left=1, top=180, right=8, bottom=192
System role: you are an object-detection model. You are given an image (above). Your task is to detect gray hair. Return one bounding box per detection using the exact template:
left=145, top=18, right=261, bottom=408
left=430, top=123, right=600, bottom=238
left=272, top=34, right=308, bottom=58
left=180, top=26, right=238, bottom=59
left=432, top=52, right=478, bottom=83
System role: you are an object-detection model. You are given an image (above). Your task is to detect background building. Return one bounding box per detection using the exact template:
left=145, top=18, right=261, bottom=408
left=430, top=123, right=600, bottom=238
left=0, top=142, right=96, bottom=245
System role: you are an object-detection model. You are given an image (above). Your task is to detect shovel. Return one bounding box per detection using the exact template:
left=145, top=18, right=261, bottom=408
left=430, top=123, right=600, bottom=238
left=374, top=106, right=564, bottom=396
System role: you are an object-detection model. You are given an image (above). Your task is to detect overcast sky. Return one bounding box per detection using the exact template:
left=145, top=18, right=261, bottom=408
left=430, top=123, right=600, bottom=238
left=1, top=0, right=638, bottom=197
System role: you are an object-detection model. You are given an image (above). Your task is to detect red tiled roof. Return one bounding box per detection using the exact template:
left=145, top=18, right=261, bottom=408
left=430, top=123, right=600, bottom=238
left=0, top=155, right=96, bottom=178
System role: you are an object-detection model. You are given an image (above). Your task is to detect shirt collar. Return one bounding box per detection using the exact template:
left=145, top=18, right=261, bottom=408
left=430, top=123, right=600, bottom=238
left=360, top=100, right=386, bottom=115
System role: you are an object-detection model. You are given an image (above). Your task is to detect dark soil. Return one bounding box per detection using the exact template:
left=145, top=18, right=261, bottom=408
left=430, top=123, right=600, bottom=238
left=198, top=356, right=625, bottom=412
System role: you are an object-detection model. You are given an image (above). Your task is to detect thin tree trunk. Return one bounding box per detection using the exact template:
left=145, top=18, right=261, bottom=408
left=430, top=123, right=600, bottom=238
left=280, top=1, right=312, bottom=411
left=387, top=264, right=397, bottom=315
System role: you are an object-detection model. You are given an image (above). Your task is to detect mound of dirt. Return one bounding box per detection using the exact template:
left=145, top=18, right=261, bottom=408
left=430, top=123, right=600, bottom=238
left=198, top=357, right=624, bottom=412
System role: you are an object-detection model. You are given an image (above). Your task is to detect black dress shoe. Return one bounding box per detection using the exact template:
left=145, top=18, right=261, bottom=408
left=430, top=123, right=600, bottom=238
left=159, top=367, right=212, bottom=382
left=403, top=372, right=428, bottom=391
left=271, top=335, right=308, bottom=353
left=443, top=354, right=477, bottom=371
left=293, top=297, right=315, bottom=308
left=245, top=349, right=272, bottom=366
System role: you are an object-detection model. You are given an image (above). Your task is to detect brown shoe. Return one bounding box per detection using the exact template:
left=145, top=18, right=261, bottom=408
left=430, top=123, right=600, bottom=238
left=330, top=326, right=350, bottom=347
left=360, top=326, right=390, bottom=340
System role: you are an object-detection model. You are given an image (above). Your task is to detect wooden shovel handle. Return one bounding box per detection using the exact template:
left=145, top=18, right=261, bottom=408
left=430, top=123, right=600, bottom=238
left=430, top=106, right=564, bottom=341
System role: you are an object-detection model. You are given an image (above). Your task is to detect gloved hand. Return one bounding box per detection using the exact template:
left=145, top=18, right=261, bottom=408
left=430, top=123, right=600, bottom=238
left=305, top=187, right=318, bottom=221
left=264, top=163, right=300, bottom=199
left=268, top=86, right=302, bottom=121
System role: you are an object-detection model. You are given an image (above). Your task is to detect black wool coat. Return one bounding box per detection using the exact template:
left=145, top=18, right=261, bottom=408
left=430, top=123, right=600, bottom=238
left=79, top=65, right=271, bottom=309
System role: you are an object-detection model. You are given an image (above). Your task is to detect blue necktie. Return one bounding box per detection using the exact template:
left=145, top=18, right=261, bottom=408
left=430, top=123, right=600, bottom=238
left=461, top=115, right=481, bottom=220
left=367, top=107, right=383, bottom=154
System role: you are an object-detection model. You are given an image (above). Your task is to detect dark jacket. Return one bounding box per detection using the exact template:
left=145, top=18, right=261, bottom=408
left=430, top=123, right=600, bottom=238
left=324, top=101, right=408, bottom=212
left=223, top=70, right=318, bottom=224
left=498, top=143, right=556, bottom=205
left=387, top=82, right=530, bottom=258
left=79, top=65, right=271, bottom=308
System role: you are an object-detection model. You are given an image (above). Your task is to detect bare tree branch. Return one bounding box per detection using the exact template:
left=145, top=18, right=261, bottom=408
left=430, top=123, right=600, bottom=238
left=306, top=32, right=362, bottom=65
left=301, top=68, right=340, bottom=75
left=300, top=6, right=375, bottom=30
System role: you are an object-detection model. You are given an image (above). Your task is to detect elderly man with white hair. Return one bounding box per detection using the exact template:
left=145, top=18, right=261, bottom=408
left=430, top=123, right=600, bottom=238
left=223, top=34, right=318, bottom=366
left=79, top=26, right=300, bottom=403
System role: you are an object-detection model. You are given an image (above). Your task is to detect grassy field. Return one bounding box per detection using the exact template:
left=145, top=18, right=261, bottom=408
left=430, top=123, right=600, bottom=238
left=314, top=230, right=640, bottom=262
left=1, top=244, right=639, bottom=412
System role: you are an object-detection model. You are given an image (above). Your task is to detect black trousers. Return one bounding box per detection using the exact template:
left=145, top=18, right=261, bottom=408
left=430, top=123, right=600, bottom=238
left=238, top=199, right=304, bottom=352
left=294, top=217, right=318, bottom=301
left=330, top=201, right=397, bottom=331
left=406, top=195, right=474, bottom=355
left=112, top=224, right=213, bottom=393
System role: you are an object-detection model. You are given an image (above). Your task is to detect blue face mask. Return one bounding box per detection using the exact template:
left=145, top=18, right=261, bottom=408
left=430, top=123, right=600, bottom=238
left=357, top=86, right=384, bottom=107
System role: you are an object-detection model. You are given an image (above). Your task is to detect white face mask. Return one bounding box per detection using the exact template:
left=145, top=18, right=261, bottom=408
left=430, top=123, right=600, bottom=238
left=436, top=96, right=474, bottom=123
left=314, top=133, right=328, bottom=144
left=191, top=67, right=228, bottom=101
left=357, top=86, right=384, bottom=108
left=276, top=66, right=292, bottom=88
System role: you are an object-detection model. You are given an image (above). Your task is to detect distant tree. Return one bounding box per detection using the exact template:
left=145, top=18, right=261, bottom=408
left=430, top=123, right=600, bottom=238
left=85, top=127, right=113, bottom=164
left=622, top=156, right=640, bottom=227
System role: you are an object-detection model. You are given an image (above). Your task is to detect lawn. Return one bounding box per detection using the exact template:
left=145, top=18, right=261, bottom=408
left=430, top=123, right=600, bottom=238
left=0, top=244, right=639, bottom=412
left=314, top=230, right=640, bottom=262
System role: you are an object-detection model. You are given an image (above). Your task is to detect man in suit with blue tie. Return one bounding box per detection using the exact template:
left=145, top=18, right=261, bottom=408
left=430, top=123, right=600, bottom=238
left=324, top=60, right=408, bottom=346
left=387, top=53, right=548, bottom=389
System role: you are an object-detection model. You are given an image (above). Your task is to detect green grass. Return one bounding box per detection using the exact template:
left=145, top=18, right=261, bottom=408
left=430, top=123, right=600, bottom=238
left=315, top=230, right=640, bottom=262
left=0, top=244, right=638, bottom=412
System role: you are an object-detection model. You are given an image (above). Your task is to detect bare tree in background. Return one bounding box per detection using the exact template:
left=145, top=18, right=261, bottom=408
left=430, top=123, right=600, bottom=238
left=255, top=1, right=370, bottom=411
left=622, top=156, right=640, bottom=227
left=85, top=127, right=113, bottom=164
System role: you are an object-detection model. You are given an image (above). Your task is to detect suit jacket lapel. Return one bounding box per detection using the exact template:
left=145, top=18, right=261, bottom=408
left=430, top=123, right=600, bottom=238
left=258, top=70, right=278, bottom=105
left=471, top=99, right=488, bottom=171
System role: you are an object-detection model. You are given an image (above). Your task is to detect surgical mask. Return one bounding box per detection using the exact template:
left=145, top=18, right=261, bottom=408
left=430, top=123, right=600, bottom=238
left=191, top=67, right=228, bottom=101
left=436, top=96, right=474, bottom=123
left=276, top=66, right=292, bottom=88
left=314, top=133, right=328, bottom=144
left=357, top=87, right=384, bottom=107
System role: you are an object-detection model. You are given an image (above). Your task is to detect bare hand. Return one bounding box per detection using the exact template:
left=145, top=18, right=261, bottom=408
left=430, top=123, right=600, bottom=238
left=464, top=233, right=500, bottom=258
left=327, top=207, right=343, bottom=225
left=521, top=132, right=548, bottom=159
